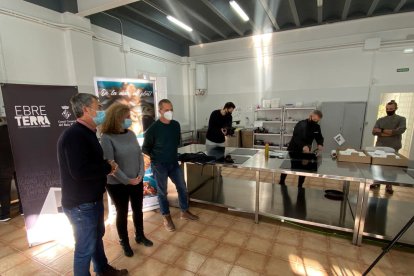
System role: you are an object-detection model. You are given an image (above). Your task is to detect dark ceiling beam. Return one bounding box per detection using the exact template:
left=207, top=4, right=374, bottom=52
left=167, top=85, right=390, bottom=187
left=142, top=0, right=212, bottom=42
left=258, top=0, right=280, bottom=31
left=248, top=20, right=261, bottom=34
left=109, top=10, right=184, bottom=43
left=124, top=5, right=198, bottom=44
left=288, top=0, right=301, bottom=27
left=341, top=0, right=352, bottom=20
left=175, top=1, right=227, bottom=39
left=367, top=0, right=380, bottom=16
left=200, top=0, right=244, bottom=36
left=394, top=0, right=406, bottom=12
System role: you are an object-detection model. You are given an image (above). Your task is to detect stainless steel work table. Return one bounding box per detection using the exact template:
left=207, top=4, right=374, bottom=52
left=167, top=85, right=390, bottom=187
left=241, top=151, right=366, bottom=245
left=356, top=164, right=414, bottom=245
left=178, top=144, right=414, bottom=245
left=179, top=145, right=366, bottom=244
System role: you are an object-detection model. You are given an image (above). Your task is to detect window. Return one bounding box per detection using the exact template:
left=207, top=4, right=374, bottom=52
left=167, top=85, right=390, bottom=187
left=377, top=93, right=413, bottom=157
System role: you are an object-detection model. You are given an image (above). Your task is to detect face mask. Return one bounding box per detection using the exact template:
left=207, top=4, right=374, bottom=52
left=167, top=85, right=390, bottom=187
left=122, top=118, right=132, bottom=129
left=163, top=111, right=173, bottom=121
left=92, top=110, right=106, bottom=126
left=386, top=110, right=395, bottom=116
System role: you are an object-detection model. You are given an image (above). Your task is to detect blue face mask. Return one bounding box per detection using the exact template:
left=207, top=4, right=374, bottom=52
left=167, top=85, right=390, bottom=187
left=92, top=110, right=106, bottom=126
left=122, top=118, right=132, bottom=129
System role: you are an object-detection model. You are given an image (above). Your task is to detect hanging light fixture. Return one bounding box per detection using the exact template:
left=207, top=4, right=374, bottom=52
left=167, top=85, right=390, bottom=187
left=167, top=15, right=193, bottom=32
left=230, top=1, right=249, bottom=22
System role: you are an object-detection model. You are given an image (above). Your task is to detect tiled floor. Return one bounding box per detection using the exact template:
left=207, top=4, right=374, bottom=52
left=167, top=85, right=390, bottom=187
left=1, top=172, right=413, bottom=275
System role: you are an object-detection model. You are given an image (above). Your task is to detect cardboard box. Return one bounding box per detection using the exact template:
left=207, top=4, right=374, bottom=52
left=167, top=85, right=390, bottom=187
left=241, top=129, right=253, bottom=148
left=336, top=148, right=371, bottom=164
left=368, top=152, right=409, bottom=167
left=225, top=129, right=241, bottom=147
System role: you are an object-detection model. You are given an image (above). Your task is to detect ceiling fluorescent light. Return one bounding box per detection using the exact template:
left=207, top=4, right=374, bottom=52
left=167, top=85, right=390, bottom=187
left=317, top=0, right=323, bottom=7
left=230, top=1, right=249, bottom=22
left=167, top=15, right=193, bottom=32
left=403, top=48, right=413, bottom=54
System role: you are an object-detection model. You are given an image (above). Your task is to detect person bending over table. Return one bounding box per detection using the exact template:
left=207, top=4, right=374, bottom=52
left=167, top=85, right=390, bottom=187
left=279, top=110, right=324, bottom=188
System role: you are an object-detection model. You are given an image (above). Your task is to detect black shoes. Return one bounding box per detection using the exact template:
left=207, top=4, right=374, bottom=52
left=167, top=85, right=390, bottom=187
left=385, top=184, right=394, bottom=195
left=370, top=184, right=380, bottom=190
left=119, top=240, right=133, bottom=257
left=135, top=235, right=153, bottom=247
left=96, top=264, right=128, bottom=276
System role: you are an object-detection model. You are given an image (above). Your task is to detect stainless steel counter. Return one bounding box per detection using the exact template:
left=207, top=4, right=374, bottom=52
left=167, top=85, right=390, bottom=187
left=354, top=164, right=414, bottom=245
left=178, top=144, right=414, bottom=246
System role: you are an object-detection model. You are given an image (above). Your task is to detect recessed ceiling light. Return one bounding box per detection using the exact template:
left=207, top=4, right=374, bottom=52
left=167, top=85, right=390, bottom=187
left=167, top=15, right=193, bottom=32
left=403, top=48, right=414, bottom=54
left=230, top=1, right=249, bottom=22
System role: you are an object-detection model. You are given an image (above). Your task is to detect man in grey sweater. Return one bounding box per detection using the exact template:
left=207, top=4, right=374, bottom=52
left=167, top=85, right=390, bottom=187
left=372, top=100, right=407, bottom=194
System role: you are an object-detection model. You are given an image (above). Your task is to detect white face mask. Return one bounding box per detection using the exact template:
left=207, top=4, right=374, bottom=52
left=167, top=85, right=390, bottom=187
left=163, top=111, right=173, bottom=121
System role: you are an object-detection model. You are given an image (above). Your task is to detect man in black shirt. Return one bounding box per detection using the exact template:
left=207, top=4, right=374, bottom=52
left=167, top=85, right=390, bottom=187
left=57, top=93, right=127, bottom=276
left=279, top=110, right=324, bottom=188
left=206, top=102, right=235, bottom=146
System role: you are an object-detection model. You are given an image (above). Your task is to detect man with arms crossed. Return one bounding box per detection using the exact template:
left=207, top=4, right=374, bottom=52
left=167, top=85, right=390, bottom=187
left=372, top=100, right=406, bottom=194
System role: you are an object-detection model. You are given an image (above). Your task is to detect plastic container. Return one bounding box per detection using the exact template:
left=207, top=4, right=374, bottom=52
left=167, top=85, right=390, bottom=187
left=271, top=98, right=280, bottom=108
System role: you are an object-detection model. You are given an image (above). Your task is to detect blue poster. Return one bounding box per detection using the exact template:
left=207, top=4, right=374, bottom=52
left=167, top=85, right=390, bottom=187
left=94, top=77, right=156, bottom=140
left=94, top=77, right=158, bottom=211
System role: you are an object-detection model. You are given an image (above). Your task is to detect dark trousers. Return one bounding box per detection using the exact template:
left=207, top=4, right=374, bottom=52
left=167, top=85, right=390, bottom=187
left=106, top=183, right=144, bottom=241
left=0, top=177, right=12, bottom=219
left=63, top=200, right=108, bottom=276
left=279, top=173, right=306, bottom=188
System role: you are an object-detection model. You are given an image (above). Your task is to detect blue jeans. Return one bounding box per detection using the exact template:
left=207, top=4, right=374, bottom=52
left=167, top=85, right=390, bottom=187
left=151, top=162, right=189, bottom=215
left=63, top=200, right=108, bottom=276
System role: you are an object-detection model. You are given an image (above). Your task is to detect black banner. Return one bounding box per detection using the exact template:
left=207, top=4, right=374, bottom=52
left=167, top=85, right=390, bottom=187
left=1, top=84, right=78, bottom=245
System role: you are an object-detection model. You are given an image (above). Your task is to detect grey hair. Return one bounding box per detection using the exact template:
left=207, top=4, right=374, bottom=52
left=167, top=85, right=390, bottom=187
left=70, top=93, right=98, bottom=118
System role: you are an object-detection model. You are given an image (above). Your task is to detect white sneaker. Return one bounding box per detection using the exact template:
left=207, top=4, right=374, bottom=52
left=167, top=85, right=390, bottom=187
left=0, top=217, right=11, bottom=222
